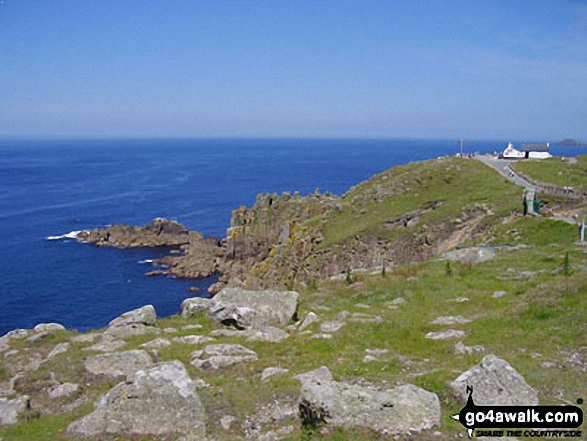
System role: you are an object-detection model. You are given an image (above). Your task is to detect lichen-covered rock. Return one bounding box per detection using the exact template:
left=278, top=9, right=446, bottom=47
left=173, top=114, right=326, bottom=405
left=299, top=378, right=440, bottom=435
left=103, top=304, right=159, bottom=339
left=320, top=321, right=344, bottom=333
left=261, top=367, right=289, bottom=382
left=190, top=344, right=258, bottom=370
left=140, top=338, right=172, bottom=349
left=171, top=335, right=216, bottom=345
left=450, top=355, right=539, bottom=405
left=245, top=326, right=289, bottom=343
left=209, top=288, right=299, bottom=329
left=0, top=396, right=29, bottom=425
left=33, top=323, right=66, bottom=333
left=294, top=366, right=334, bottom=384
left=47, top=342, right=70, bottom=359
left=425, top=329, right=466, bottom=340
left=48, top=383, right=79, bottom=399
left=108, top=304, right=157, bottom=328
left=82, top=338, right=126, bottom=352
left=84, top=350, right=153, bottom=379
left=298, top=312, right=320, bottom=330
left=67, top=361, right=206, bottom=438
left=181, top=297, right=212, bottom=317
left=442, top=246, right=496, bottom=264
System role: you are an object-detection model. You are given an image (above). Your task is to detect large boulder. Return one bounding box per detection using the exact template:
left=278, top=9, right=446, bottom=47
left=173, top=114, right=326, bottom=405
left=108, top=304, right=157, bottom=327
left=298, top=368, right=440, bottom=436
left=84, top=350, right=153, bottom=379
left=67, top=361, right=206, bottom=439
left=104, top=305, right=159, bottom=338
left=181, top=297, right=212, bottom=318
left=209, top=288, right=299, bottom=329
left=33, top=323, right=66, bottom=333
left=450, top=355, right=539, bottom=405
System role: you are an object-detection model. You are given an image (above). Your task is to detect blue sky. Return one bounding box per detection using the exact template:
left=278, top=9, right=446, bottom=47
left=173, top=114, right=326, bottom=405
left=0, top=0, right=586, bottom=140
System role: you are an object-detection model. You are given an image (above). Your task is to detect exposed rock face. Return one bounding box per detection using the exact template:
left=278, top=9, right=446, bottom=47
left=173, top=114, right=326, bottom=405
left=190, top=344, right=258, bottom=370
left=297, top=367, right=440, bottom=435
left=209, top=288, right=299, bottom=329
left=67, top=361, right=206, bottom=439
left=0, top=396, right=29, bottom=425
left=33, top=323, right=66, bottom=333
left=181, top=297, right=212, bottom=318
left=450, top=355, right=539, bottom=405
left=84, top=350, right=153, bottom=379
left=104, top=305, right=160, bottom=339
left=77, top=218, right=191, bottom=247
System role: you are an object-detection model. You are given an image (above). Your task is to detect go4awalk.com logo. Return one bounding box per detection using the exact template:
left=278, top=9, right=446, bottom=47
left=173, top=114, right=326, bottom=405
left=451, top=386, right=584, bottom=439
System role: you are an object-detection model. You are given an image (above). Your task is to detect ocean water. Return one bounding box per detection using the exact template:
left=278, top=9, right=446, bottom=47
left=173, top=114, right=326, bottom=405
left=0, top=138, right=582, bottom=335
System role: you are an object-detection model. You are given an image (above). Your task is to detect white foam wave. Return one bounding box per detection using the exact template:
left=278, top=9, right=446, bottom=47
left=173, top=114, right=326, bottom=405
left=46, top=230, right=85, bottom=241
left=138, top=259, right=154, bottom=264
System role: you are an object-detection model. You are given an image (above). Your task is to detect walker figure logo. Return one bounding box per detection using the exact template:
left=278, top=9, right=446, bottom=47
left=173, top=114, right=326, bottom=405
left=451, top=386, right=583, bottom=439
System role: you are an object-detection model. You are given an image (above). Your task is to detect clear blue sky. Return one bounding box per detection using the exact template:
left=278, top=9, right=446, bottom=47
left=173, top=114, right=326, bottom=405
left=1, top=0, right=585, bottom=140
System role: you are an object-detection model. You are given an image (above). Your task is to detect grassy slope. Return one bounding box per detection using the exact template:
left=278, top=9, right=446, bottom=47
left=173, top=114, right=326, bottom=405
left=320, top=157, right=521, bottom=248
left=2, top=159, right=586, bottom=441
left=511, top=155, right=587, bottom=193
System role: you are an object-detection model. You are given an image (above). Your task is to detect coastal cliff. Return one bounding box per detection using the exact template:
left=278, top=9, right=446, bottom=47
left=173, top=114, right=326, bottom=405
left=75, top=156, right=585, bottom=293
left=75, top=157, right=531, bottom=291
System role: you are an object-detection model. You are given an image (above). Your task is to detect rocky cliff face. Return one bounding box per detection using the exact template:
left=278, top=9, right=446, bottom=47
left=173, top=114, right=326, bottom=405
left=77, top=158, right=519, bottom=292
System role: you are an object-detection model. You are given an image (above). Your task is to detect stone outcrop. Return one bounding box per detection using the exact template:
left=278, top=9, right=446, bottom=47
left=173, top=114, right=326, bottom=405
left=190, top=344, right=258, bottom=370
left=33, top=323, right=66, bottom=333
left=181, top=297, right=212, bottom=317
left=77, top=218, right=191, bottom=247
left=104, top=305, right=160, bottom=339
left=245, top=326, right=289, bottom=343
left=84, top=350, right=153, bottom=379
left=450, top=355, right=539, bottom=405
left=0, top=396, right=30, bottom=425
left=209, top=288, right=299, bottom=329
left=442, top=246, right=496, bottom=264
left=297, top=367, right=440, bottom=435
left=67, top=361, right=206, bottom=439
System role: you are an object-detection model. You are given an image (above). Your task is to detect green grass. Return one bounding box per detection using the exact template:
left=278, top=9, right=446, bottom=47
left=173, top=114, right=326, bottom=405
left=2, top=240, right=585, bottom=440
left=512, top=155, right=587, bottom=193
left=319, top=158, right=521, bottom=248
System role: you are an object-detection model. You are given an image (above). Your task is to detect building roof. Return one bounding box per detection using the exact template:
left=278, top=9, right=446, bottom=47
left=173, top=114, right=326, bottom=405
left=522, top=143, right=550, bottom=152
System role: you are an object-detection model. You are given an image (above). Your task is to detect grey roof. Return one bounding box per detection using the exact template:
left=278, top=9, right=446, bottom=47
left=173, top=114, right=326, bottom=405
left=522, top=143, right=550, bottom=152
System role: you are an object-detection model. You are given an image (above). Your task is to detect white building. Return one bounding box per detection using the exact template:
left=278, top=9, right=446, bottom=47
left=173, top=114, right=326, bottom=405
left=501, top=142, right=552, bottom=159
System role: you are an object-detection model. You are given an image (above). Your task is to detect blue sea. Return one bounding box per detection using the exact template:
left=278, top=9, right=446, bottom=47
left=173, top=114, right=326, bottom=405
left=0, top=138, right=582, bottom=335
